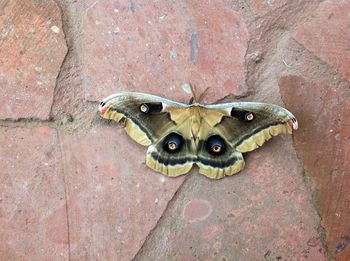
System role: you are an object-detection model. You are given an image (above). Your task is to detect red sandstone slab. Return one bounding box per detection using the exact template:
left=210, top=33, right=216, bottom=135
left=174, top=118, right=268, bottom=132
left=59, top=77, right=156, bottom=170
left=136, top=138, right=325, bottom=259
left=0, top=1, right=67, bottom=120
left=293, top=0, right=350, bottom=82
left=279, top=75, right=350, bottom=261
left=60, top=126, right=184, bottom=260
left=83, top=0, right=248, bottom=103
left=0, top=127, right=68, bottom=260
left=247, top=0, right=290, bottom=16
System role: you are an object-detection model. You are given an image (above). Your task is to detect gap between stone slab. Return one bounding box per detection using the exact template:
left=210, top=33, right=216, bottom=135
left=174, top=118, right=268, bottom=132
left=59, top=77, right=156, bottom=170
left=48, top=0, right=71, bottom=121
left=48, top=41, right=70, bottom=120
left=56, top=130, right=72, bottom=261
left=287, top=136, right=332, bottom=260
left=131, top=174, right=193, bottom=260
left=0, top=107, right=99, bottom=131
left=0, top=118, right=56, bottom=129
left=299, top=166, right=332, bottom=261
left=50, top=0, right=87, bottom=124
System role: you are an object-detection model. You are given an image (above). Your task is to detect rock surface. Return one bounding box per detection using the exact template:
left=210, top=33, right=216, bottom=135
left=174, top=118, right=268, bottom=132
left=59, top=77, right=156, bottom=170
left=293, top=0, right=350, bottom=82
left=280, top=75, right=350, bottom=261
left=135, top=138, right=325, bottom=260
left=0, top=127, right=68, bottom=260
left=0, top=0, right=67, bottom=120
left=60, top=126, right=184, bottom=260
left=83, top=0, right=248, bottom=103
left=1, top=0, right=349, bottom=260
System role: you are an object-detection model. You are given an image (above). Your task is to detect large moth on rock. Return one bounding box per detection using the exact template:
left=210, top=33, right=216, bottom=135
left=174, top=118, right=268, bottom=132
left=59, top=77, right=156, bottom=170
left=99, top=90, right=298, bottom=179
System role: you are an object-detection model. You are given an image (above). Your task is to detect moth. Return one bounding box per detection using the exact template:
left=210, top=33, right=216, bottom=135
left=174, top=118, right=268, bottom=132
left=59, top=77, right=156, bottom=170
left=99, top=89, right=298, bottom=179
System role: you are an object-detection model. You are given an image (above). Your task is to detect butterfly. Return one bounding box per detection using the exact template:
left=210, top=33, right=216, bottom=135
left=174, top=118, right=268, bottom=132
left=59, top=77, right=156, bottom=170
left=99, top=88, right=298, bottom=179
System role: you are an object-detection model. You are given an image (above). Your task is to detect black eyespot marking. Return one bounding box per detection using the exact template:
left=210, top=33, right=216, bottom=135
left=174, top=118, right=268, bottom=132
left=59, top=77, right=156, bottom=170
left=139, top=102, right=163, bottom=114
left=99, top=101, right=106, bottom=107
left=231, top=108, right=255, bottom=122
left=206, top=135, right=226, bottom=156
left=163, top=133, right=184, bottom=153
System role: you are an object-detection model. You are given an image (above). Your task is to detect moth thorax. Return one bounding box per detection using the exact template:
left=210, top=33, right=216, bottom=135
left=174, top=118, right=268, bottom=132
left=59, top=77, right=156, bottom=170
left=191, top=123, right=200, bottom=140
left=190, top=113, right=201, bottom=139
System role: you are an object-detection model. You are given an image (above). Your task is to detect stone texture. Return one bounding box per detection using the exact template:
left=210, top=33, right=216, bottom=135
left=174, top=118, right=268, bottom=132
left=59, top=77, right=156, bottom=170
left=3, top=1, right=349, bottom=260
left=83, top=0, right=248, bottom=103
left=279, top=75, right=350, bottom=261
left=0, top=127, right=68, bottom=260
left=247, top=0, right=290, bottom=16
left=0, top=0, right=67, bottom=120
left=60, top=126, right=184, bottom=260
left=135, top=136, right=325, bottom=260
left=293, top=0, right=350, bottom=82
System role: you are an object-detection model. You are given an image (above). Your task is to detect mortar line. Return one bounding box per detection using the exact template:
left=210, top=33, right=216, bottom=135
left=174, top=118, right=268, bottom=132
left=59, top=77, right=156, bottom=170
left=57, top=130, right=72, bottom=261
left=131, top=174, right=192, bottom=260
left=49, top=0, right=70, bottom=120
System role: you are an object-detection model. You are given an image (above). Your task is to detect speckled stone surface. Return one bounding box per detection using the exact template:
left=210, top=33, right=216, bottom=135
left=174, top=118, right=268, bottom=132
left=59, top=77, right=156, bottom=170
left=134, top=136, right=325, bottom=260
left=0, top=127, right=68, bottom=260
left=293, top=0, right=350, bottom=82
left=60, top=126, right=184, bottom=260
left=1, top=0, right=350, bottom=260
left=280, top=75, right=350, bottom=261
left=83, top=0, right=248, bottom=103
left=0, top=1, right=67, bottom=120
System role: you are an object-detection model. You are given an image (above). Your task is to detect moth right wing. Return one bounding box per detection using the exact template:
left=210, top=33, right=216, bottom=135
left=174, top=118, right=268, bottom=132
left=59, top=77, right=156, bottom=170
left=194, top=102, right=297, bottom=179
left=204, top=102, right=298, bottom=153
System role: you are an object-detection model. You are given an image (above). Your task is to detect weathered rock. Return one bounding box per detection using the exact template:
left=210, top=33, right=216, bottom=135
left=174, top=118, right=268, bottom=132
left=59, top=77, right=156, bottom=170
left=0, top=127, right=68, bottom=260
left=293, top=0, right=350, bottom=82
left=83, top=0, right=248, bottom=103
left=247, top=0, right=290, bottom=16
left=279, top=75, right=350, bottom=261
left=134, top=133, right=325, bottom=260
left=60, top=126, right=184, bottom=260
left=0, top=1, right=67, bottom=120
left=3, top=0, right=349, bottom=259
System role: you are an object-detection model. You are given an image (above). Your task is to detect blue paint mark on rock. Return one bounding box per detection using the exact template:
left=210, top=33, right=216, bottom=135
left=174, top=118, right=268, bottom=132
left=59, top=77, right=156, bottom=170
left=235, top=20, right=240, bottom=28
left=130, top=0, right=135, bottom=14
left=190, top=32, right=198, bottom=63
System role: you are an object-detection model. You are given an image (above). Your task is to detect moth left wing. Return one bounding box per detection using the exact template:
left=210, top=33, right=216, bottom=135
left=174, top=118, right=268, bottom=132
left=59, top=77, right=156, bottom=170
left=99, top=92, right=196, bottom=177
left=99, top=92, right=190, bottom=146
left=204, top=102, right=298, bottom=153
